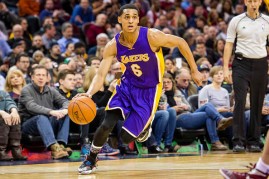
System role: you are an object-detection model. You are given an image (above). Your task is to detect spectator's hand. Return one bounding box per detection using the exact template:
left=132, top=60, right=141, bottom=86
left=10, top=109, right=20, bottom=125
left=49, top=110, right=65, bottom=120
left=158, top=104, right=167, bottom=110
left=224, top=67, right=232, bottom=84
left=0, top=111, right=12, bottom=126
left=262, top=107, right=269, bottom=115
left=108, top=79, right=117, bottom=92
left=75, top=15, right=83, bottom=23
left=191, top=70, right=203, bottom=87
left=217, top=106, right=230, bottom=113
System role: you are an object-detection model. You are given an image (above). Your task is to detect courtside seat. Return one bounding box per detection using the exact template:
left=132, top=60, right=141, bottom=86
left=21, top=133, right=81, bottom=151
left=173, top=94, right=208, bottom=149
left=174, top=127, right=207, bottom=149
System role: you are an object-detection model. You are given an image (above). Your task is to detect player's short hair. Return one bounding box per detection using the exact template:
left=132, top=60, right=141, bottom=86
left=118, top=4, right=139, bottom=16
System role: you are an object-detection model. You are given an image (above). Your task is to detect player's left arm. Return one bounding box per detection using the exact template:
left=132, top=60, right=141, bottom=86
left=148, top=29, right=203, bottom=86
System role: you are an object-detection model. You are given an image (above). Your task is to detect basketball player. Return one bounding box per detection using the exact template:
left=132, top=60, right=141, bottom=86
left=76, top=4, right=203, bottom=174
left=219, top=130, right=269, bottom=178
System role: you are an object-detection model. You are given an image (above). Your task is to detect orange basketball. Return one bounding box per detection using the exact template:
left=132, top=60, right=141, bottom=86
left=68, top=96, right=97, bottom=125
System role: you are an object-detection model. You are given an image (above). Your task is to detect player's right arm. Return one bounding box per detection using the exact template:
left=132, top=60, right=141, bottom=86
left=87, top=39, right=116, bottom=98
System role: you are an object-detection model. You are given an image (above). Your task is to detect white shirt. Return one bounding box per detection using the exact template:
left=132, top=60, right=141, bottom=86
left=226, top=13, right=269, bottom=58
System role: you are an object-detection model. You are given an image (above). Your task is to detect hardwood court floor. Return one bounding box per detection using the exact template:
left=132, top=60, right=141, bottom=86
left=0, top=152, right=261, bottom=179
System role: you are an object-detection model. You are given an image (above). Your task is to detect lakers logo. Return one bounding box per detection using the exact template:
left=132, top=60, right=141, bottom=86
left=121, top=53, right=149, bottom=64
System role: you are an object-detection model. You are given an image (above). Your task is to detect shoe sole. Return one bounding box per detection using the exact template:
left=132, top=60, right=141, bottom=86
left=78, top=167, right=96, bottom=175
left=98, top=150, right=120, bottom=156
left=217, top=118, right=233, bottom=131
left=219, top=169, right=230, bottom=179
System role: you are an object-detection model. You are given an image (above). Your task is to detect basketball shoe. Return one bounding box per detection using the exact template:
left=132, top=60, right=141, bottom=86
left=78, top=157, right=98, bottom=175
left=136, top=125, right=152, bottom=143
left=219, top=164, right=269, bottom=179
left=81, top=143, right=91, bottom=157
left=98, top=143, right=120, bottom=156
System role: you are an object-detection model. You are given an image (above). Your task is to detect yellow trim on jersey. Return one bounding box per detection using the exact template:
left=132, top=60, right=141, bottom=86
left=121, top=82, right=163, bottom=138
left=141, top=81, right=163, bottom=134
left=105, top=79, right=126, bottom=120
left=155, top=48, right=165, bottom=83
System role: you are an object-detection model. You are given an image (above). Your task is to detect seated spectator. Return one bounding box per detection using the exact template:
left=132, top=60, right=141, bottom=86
left=164, top=55, right=177, bottom=79
left=88, top=56, right=101, bottom=70
left=0, top=90, right=27, bottom=161
left=39, top=57, right=55, bottom=84
left=197, top=64, right=211, bottom=90
left=88, top=33, right=109, bottom=57
left=153, top=91, right=178, bottom=152
left=0, top=1, right=18, bottom=30
left=28, top=34, right=48, bottom=57
left=5, top=69, right=26, bottom=105
left=19, top=65, right=71, bottom=159
left=74, top=72, right=83, bottom=89
left=57, top=22, right=79, bottom=53
left=4, top=41, right=24, bottom=70
left=85, top=13, right=107, bottom=48
left=193, top=42, right=218, bottom=66
left=70, top=0, right=94, bottom=27
left=163, top=73, right=229, bottom=151
left=175, top=68, right=198, bottom=99
left=48, top=42, right=65, bottom=64
left=74, top=41, right=89, bottom=64
left=7, top=24, right=31, bottom=51
left=18, top=0, right=40, bottom=34
left=61, top=42, right=75, bottom=58
left=41, top=24, right=57, bottom=50
left=9, top=53, right=31, bottom=84
left=32, top=50, right=45, bottom=64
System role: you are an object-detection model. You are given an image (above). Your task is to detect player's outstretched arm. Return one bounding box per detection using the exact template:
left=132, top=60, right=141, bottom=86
left=148, top=29, right=203, bottom=86
left=86, top=39, right=116, bottom=97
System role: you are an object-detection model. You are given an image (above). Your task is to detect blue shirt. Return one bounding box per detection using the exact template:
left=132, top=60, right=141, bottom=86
left=70, top=5, right=94, bottom=27
left=57, top=37, right=79, bottom=53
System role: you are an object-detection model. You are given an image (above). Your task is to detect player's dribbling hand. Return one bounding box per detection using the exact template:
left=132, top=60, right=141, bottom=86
left=73, top=93, right=92, bottom=99
left=191, top=70, right=203, bottom=87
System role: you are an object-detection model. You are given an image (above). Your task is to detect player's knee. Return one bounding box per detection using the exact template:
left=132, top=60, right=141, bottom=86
left=100, top=122, right=114, bottom=133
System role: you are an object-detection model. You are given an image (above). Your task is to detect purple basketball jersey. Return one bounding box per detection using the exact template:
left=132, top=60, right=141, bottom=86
left=115, top=27, right=164, bottom=88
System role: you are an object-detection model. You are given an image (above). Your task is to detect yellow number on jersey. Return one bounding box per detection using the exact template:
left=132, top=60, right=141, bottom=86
left=131, top=64, right=142, bottom=77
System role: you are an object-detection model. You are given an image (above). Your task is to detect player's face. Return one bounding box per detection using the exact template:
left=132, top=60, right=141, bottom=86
left=118, top=9, right=139, bottom=33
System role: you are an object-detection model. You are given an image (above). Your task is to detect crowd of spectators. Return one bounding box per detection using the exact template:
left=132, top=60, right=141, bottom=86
left=0, top=0, right=269, bottom=160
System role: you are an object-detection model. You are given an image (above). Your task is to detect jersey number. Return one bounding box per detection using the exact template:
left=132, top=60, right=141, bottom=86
left=131, top=64, right=142, bottom=77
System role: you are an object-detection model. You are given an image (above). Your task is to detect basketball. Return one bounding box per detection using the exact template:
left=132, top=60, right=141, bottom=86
left=68, top=96, right=97, bottom=125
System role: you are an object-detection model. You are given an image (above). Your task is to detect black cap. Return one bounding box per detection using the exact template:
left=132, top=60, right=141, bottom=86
left=12, top=40, right=23, bottom=49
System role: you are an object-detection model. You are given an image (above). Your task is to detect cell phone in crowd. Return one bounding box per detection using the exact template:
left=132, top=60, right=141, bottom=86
left=175, top=58, right=182, bottom=69
left=115, top=72, right=123, bottom=79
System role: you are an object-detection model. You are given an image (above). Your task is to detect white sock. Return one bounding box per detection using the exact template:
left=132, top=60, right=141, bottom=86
left=255, top=157, right=269, bottom=174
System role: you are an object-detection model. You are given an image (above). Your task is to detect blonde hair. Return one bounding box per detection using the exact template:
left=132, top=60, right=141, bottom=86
left=209, top=66, right=223, bottom=78
left=5, top=69, right=26, bottom=92
left=83, top=66, right=97, bottom=92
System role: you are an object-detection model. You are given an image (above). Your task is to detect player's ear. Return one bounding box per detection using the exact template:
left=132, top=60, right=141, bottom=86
left=118, top=16, right=122, bottom=24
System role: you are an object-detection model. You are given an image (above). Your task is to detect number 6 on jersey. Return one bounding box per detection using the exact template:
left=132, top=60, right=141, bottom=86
left=131, top=64, right=142, bottom=77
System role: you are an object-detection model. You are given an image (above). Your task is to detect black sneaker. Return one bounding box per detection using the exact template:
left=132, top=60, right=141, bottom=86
left=246, top=145, right=262, bottom=153
left=233, top=145, right=245, bottom=153
left=148, top=146, right=164, bottom=154
left=78, top=159, right=97, bottom=175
